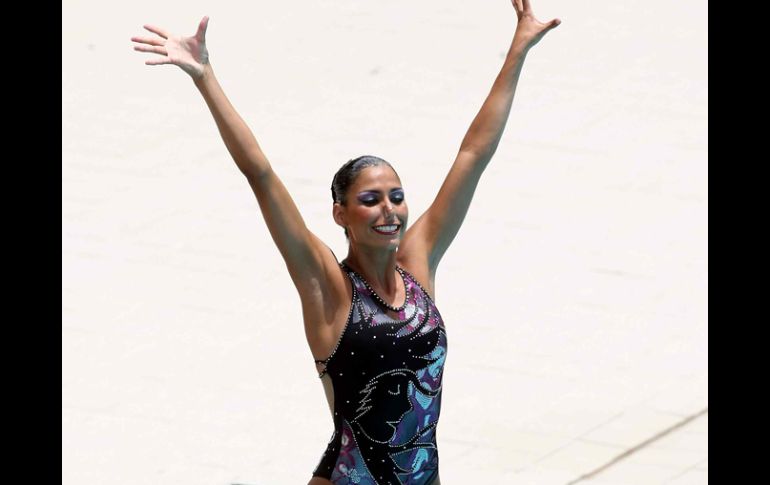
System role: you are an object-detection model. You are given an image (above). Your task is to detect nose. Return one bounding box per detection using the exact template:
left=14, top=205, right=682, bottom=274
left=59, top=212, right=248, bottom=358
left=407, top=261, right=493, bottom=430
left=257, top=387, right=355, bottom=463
left=382, top=199, right=395, bottom=217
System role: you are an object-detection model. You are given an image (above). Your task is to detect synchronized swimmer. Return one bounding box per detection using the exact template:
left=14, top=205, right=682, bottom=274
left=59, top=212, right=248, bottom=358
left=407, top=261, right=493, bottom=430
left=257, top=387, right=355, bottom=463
left=131, top=2, right=560, bottom=483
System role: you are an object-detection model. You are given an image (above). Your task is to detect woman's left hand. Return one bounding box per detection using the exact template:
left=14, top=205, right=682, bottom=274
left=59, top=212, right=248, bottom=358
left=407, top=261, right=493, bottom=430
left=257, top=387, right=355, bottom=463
left=511, top=0, right=561, bottom=51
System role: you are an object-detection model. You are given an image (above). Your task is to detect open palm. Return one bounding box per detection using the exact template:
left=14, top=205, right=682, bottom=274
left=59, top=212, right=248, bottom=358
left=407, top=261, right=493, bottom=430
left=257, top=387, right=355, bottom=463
left=511, top=0, right=561, bottom=51
left=131, top=16, right=210, bottom=79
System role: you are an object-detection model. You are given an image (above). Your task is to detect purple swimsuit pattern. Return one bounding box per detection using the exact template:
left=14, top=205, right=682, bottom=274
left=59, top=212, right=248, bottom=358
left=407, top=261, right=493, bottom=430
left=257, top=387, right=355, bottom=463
left=312, top=262, right=447, bottom=485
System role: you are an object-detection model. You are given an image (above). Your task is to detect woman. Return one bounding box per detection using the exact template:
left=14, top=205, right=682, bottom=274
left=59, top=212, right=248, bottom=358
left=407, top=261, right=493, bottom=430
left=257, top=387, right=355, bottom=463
left=131, top=1, right=559, bottom=484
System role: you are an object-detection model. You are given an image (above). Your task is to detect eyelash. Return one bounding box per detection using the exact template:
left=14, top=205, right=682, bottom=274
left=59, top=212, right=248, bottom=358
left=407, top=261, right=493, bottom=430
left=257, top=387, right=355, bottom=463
left=362, top=194, right=404, bottom=206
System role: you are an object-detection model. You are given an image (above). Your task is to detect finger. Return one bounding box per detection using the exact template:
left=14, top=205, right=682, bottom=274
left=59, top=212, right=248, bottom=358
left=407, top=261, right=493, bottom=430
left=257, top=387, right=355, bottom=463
left=133, top=44, right=168, bottom=56
left=512, top=0, right=522, bottom=12
left=130, top=36, right=164, bottom=46
left=145, top=58, right=171, bottom=66
left=195, top=16, right=209, bottom=40
left=142, top=24, right=169, bottom=39
left=522, top=0, right=531, bottom=12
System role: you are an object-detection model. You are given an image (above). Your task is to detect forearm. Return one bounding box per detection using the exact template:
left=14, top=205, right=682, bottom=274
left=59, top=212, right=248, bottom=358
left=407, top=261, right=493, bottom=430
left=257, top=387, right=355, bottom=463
left=193, top=63, right=271, bottom=178
left=458, top=39, right=529, bottom=160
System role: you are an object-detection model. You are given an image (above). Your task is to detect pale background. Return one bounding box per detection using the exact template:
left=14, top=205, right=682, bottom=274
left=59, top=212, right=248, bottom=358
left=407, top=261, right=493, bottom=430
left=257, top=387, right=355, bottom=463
left=62, top=1, right=707, bottom=483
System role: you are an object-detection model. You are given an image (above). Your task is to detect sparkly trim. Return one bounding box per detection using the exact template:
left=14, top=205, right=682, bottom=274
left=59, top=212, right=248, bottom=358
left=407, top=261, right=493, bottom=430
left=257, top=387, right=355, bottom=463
left=341, top=262, right=411, bottom=312
left=345, top=418, right=378, bottom=484
left=313, top=260, right=446, bottom=484
left=352, top=368, right=416, bottom=432
left=316, top=266, right=358, bottom=379
left=407, top=304, right=431, bottom=340
left=396, top=266, right=435, bottom=304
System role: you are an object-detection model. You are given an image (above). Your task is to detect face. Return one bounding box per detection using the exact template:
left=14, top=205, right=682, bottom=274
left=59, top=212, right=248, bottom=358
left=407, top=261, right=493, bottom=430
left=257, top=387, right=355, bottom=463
left=334, top=164, right=408, bottom=249
left=356, top=372, right=413, bottom=441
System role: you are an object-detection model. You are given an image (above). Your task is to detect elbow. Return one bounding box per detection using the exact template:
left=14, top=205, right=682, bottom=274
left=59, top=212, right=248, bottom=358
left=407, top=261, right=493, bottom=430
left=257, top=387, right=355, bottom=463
left=241, top=157, right=273, bottom=181
left=459, top=146, right=496, bottom=164
left=459, top=138, right=499, bottom=160
left=243, top=164, right=272, bottom=183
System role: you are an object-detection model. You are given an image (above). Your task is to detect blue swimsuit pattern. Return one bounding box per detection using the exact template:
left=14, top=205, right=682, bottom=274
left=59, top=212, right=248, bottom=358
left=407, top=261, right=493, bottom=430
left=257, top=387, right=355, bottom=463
left=312, top=262, right=447, bottom=485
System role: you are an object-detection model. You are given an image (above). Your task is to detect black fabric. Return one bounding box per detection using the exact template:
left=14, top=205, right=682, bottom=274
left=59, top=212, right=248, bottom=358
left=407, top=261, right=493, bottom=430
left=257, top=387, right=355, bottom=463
left=312, top=262, right=447, bottom=484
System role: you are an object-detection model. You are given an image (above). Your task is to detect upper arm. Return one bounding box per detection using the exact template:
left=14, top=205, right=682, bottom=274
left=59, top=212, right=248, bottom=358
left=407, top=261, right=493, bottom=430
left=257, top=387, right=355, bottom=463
left=400, top=150, right=489, bottom=272
left=245, top=168, right=336, bottom=296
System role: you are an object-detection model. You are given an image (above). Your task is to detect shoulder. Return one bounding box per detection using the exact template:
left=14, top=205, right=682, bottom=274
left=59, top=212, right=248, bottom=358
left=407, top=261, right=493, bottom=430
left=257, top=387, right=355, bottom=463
left=397, top=248, right=436, bottom=302
left=297, top=236, right=352, bottom=323
left=397, top=212, right=439, bottom=300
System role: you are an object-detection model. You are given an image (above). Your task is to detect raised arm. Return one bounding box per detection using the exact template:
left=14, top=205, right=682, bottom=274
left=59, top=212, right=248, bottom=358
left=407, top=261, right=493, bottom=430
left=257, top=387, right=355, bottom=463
left=131, top=17, right=335, bottom=295
left=401, top=0, right=561, bottom=271
left=132, top=17, right=270, bottom=178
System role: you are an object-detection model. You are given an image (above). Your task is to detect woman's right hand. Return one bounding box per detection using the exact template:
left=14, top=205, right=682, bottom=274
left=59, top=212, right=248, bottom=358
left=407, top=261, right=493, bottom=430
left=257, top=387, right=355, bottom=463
left=131, top=16, right=210, bottom=79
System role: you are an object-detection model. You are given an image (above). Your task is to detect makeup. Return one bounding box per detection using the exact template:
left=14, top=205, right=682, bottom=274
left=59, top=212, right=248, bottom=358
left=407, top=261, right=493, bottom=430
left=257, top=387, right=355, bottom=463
left=357, top=188, right=405, bottom=206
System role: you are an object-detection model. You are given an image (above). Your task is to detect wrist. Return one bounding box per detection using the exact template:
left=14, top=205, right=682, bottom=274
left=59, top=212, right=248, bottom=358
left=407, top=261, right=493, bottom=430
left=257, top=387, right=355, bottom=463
left=510, top=37, right=530, bottom=57
left=193, top=62, right=213, bottom=86
left=502, top=41, right=529, bottom=68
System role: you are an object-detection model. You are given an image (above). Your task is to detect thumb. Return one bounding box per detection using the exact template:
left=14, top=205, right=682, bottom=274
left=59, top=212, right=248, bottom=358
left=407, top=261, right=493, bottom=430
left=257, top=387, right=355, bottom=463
left=548, top=18, right=561, bottom=30
left=196, top=15, right=209, bottom=40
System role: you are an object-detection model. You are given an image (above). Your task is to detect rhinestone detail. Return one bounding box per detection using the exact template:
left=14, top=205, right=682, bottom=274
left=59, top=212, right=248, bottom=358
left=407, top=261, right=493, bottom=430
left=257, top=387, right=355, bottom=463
left=341, top=261, right=410, bottom=312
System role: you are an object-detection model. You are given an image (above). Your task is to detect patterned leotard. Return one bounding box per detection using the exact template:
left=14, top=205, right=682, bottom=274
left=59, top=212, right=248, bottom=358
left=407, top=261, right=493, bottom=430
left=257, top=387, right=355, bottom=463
left=312, top=261, right=448, bottom=485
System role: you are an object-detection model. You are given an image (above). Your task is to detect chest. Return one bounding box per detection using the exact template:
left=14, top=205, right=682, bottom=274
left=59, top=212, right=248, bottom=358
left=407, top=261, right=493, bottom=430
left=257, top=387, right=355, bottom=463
left=325, top=279, right=447, bottom=382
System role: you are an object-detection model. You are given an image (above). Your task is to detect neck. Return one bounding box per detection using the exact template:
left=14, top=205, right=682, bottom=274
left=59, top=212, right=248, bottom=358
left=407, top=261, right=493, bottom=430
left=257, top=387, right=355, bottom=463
left=343, top=245, right=400, bottom=296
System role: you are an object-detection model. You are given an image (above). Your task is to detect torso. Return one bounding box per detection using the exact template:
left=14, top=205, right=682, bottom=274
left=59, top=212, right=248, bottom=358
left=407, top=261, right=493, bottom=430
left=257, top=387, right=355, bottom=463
left=306, top=253, right=435, bottom=396
left=306, top=251, right=446, bottom=484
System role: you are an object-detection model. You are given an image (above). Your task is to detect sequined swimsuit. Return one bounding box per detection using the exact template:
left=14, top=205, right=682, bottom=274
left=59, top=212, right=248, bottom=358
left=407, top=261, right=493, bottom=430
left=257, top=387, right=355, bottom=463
left=312, top=262, right=448, bottom=485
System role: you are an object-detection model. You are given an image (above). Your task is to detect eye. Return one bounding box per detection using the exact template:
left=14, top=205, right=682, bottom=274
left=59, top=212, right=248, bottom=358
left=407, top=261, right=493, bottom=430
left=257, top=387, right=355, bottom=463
left=359, top=190, right=404, bottom=206
left=390, top=191, right=405, bottom=204
left=387, top=384, right=401, bottom=395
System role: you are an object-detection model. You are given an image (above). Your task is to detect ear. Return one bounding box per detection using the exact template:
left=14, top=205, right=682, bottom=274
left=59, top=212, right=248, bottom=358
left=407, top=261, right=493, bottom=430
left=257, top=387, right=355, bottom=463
left=332, top=202, right=346, bottom=228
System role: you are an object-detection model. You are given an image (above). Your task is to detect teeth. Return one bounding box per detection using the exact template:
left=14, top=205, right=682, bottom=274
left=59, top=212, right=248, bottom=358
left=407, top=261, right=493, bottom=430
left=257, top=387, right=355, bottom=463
left=374, top=225, right=398, bottom=232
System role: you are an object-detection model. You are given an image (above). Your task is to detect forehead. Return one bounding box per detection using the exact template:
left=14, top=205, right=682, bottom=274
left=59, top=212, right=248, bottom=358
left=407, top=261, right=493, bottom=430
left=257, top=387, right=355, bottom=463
left=352, top=165, right=401, bottom=190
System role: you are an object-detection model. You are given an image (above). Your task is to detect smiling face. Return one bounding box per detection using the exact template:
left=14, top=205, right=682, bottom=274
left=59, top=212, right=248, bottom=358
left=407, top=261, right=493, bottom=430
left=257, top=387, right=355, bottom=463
left=333, top=164, right=408, bottom=250
left=355, top=371, right=413, bottom=441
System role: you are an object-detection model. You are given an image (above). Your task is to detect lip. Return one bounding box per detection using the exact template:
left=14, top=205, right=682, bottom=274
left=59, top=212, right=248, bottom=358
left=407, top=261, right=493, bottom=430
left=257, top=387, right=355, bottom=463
left=372, top=224, right=401, bottom=235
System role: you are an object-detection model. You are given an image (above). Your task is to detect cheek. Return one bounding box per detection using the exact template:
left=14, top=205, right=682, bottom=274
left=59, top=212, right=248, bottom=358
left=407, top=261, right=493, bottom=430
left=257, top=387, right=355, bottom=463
left=352, top=207, right=378, bottom=223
